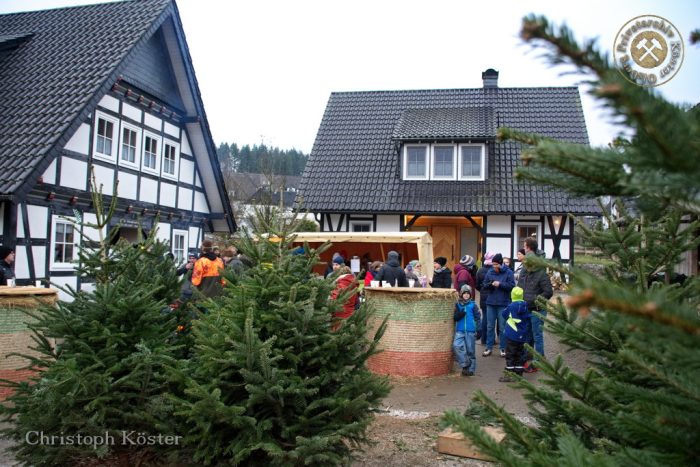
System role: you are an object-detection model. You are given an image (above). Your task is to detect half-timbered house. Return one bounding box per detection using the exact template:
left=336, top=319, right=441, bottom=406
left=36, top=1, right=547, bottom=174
left=299, top=69, right=599, bottom=270
left=0, top=0, right=235, bottom=297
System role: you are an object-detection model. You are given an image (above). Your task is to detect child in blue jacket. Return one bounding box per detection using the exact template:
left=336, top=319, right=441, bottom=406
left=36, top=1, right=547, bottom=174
left=453, top=285, right=482, bottom=376
left=499, top=286, right=531, bottom=382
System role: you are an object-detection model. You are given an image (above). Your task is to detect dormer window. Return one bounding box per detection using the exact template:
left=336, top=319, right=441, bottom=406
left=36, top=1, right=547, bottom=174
left=402, top=143, right=486, bottom=181
left=404, top=145, right=429, bottom=180
left=458, top=144, right=486, bottom=180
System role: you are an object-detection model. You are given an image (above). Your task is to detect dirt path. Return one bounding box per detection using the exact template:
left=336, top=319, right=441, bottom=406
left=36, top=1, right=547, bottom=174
left=351, top=326, right=590, bottom=466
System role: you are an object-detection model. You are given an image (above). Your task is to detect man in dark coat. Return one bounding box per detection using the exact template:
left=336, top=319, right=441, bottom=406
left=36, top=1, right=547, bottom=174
left=518, top=237, right=553, bottom=367
left=430, top=256, right=452, bottom=289
left=0, top=246, right=15, bottom=286
left=374, top=250, right=408, bottom=287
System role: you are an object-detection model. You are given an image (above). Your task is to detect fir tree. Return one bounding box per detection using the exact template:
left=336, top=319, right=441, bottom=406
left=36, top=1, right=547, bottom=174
left=444, top=16, right=700, bottom=466
left=0, top=175, right=183, bottom=466
left=169, top=210, right=390, bottom=466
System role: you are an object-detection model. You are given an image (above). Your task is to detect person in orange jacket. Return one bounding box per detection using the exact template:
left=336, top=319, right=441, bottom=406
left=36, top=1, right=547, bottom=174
left=191, top=240, right=225, bottom=298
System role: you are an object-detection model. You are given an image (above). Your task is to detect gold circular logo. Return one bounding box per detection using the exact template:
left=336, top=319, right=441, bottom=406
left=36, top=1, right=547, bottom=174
left=613, top=15, right=684, bottom=87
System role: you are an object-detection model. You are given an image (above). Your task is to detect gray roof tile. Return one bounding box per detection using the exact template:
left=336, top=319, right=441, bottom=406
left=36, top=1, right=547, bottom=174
left=300, top=86, right=599, bottom=215
left=0, top=0, right=171, bottom=194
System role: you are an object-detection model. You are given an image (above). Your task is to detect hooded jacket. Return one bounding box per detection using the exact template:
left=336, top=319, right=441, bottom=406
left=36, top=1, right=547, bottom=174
left=330, top=272, right=358, bottom=319
left=374, top=251, right=408, bottom=287
left=453, top=263, right=476, bottom=293
left=430, top=267, right=452, bottom=289
left=192, top=252, right=225, bottom=298
left=454, top=298, right=481, bottom=333
left=501, top=287, right=531, bottom=342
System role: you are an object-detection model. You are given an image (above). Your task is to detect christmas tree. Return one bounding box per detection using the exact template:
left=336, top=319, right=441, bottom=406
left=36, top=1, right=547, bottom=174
left=0, top=178, right=183, bottom=466
left=168, top=209, right=391, bottom=466
left=444, top=16, right=700, bottom=465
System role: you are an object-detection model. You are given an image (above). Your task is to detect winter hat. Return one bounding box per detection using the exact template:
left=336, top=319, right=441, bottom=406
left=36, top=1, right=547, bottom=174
left=460, top=284, right=472, bottom=296
left=333, top=255, right=345, bottom=265
left=405, top=264, right=413, bottom=272
left=511, top=286, right=524, bottom=302
left=460, top=254, right=475, bottom=267
left=434, top=256, right=447, bottom=267
left=0, top=246, right=13, bottom=261
left=492, top=253, right=503, bottom=265
left=483, top=252, right=494, bottom=266
left=388, top=250, right=399, bottom=261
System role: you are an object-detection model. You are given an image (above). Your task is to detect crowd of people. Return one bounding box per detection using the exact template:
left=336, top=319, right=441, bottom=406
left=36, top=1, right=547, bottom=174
left=326, top=238, right=553, bottom=382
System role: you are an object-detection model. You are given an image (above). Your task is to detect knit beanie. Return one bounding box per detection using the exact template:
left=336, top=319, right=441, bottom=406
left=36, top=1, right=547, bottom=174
left=483, top=252, right=494, bottom=266
left=460, top=254, right=475, bottom=267
left=435, top=256, right=447, bottom=267
left=511, top=286, right=524, bottom=302
left=460, top=284, right=472, bottom=296
left=492, top=253, right=503, bottom=265
left=333, top=255, right=345, bottom=265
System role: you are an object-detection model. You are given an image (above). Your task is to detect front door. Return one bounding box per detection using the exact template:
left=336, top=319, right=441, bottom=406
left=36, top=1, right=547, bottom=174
left=432, top=225, right=458, bottom=271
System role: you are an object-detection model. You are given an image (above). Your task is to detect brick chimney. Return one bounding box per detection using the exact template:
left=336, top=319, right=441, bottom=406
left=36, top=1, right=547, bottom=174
left=482, top=68, right=499, bottom=88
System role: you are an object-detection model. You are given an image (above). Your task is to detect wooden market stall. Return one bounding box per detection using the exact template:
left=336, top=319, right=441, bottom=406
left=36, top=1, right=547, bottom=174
left=290, top=231, right=434, bottom=278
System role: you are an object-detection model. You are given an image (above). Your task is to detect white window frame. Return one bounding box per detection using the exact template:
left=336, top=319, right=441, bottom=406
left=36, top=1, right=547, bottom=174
left=431, top=145, right=456, bottom=180
left=172, top=229, right=188, bottom=264
left=514, top=222, right=540, bottom=257
left=402, top=144, right=429, bottom=180
left=350, top=221, right=373, bottom=232
left=119, top=122, right=141, bottom=169
left=161, top=139, right=179, bottom=181
left=93, top=111, right=118, bottom=163
left=458, top=144, right=486, bottom=181
left=50, top=216, right=79, bottom=271
left=142, top=131, right=161, bottom=174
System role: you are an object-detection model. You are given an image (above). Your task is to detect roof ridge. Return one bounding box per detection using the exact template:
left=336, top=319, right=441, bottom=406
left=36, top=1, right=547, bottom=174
left=330, top=86, right=580, bottom=96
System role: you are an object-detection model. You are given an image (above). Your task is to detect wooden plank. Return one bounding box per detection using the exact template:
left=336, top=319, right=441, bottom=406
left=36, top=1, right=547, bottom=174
left=437, top=426, right=505, bottom=461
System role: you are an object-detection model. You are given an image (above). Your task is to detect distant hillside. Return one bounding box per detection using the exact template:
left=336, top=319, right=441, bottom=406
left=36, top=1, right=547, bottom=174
left=217, top=142, right=307, bottom=176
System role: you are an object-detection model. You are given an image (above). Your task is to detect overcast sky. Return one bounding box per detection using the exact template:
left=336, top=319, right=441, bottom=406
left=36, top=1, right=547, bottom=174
left=3, top=0, right=699, bottom=153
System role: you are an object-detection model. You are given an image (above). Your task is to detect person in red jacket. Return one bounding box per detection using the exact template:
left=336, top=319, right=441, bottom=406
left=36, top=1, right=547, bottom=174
left=192, top=240, right=225, bottom=298
left=329, top=257, right=358, bottom=329
left=453, top=254, right=476, bottom=293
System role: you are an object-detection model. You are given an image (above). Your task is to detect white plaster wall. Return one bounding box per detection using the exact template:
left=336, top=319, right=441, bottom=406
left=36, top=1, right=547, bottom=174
left=159, top=182, right=177, bottom=207
left=144, top=113, right=162, bottom=132
left=32, top=245, right=46, bottom=279
left=121, top=102, right=142, bottom=123
left=51, top=276, right=78, bottom=301
left=14, top=245, right=28, bottom=279
left=188, top=226, right=201, bottom=249
left=60, top=157, right=88, bottom=191
left=27, top=205, right=48, bottom=239
left=81, top=213, right=106, bottom=242
left=179, top=158, right=194, bottom=185
left=177, top=187, right=193, bottom=211
left=139, top=177, right=158, bottom=204
left=64, top=123, right=91, bottom=155
left=116, top=171, right=138, bottom=200
left=98, top=94, right=119, bottom=113
left=485, top=237, right=511, bottom=258
left=92, top=165, right=115, bottom=196
left=164, top=121, right=179, bottom=138
left=16, top=206, right=24, bottom=238
left=42, top=159, right=57, bottom=185
left=543, top=239, right=571, bottom=261
left=376, top=215, right=400, bottom=232
left=155, top=222, right=171, bottom=244
left=487, top=216, right=511, bottom=235
left=193, top=191, right=208, bottom=213
left=181, top=131, right=192, bottom=155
